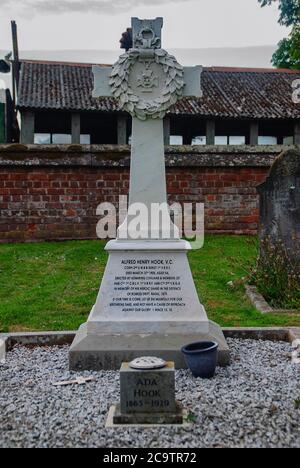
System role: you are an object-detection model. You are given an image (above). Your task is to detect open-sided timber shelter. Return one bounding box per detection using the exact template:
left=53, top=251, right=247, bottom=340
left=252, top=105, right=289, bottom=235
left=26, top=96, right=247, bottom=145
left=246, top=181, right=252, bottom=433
left=17, top=60, right=300, bottom=146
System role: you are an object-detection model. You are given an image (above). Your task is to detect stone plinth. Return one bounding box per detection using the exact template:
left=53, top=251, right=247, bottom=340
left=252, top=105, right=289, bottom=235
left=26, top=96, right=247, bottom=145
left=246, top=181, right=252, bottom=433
left=112, top=402, right=184, bottom=425
left=69, top=320, right=229, bottom=371
left=69, top=240, right=230, bottom=370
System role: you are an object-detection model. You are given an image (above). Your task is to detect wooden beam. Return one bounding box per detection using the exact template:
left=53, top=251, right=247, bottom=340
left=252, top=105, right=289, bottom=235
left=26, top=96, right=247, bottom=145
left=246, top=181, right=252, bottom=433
left=20, top=111, right=35, bottom=144
left=117, top=115, right=127, bottom=145
left=71, top=113, right=81, bottom=144
left=206, top=120, right=215, bottom=145
left=11, top=21, right=20, bottom=92
left=10, top=60, right=16, bottom=109
left=294, top=121, right=300, bottom=145
left=250, top=121, right=259, bottom=146
left=163, top=117, right=170, bottom=145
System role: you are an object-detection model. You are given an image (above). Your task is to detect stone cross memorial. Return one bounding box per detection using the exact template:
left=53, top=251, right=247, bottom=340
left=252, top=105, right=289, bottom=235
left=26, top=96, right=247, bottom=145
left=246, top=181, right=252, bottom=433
left=69, top=17, right=229, bottom=370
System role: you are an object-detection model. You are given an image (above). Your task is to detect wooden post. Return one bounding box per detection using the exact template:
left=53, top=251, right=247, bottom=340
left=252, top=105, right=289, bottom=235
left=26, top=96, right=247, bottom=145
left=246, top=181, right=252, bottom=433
left=5, top=89, right=14, bottom=143
left=0, top=89, right=6, bottom=144
left=20, top=110, right=35, bottom=144
left=250, top=121, right=259, bottom=145
left=117, top=115, right=127, bottom=145
left=294, top=121, right=300, bottom=145
left=11, top=21, right=20, bottom=98
left=163, top=117, right=170, bottom=145
left=71, top=113, right=81, bottom=144
left=206, top=120, right=215, bottom=145
left=183, top=133, right=192, bottom=145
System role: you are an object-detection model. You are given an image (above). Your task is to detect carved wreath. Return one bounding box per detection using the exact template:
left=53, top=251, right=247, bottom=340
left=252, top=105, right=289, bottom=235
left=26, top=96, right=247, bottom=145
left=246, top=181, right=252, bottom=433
left=109, top=49, right=185, bottom=120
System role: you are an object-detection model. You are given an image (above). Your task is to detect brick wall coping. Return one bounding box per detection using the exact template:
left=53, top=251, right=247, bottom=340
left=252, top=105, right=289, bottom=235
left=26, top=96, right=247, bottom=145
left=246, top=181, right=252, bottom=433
left=0, top=144, right=291, bottom=168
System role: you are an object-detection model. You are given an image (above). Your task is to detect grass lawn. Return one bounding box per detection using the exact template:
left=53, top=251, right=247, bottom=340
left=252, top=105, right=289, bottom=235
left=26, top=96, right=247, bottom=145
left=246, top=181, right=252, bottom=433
left=0, top=235, right=300, bottom=333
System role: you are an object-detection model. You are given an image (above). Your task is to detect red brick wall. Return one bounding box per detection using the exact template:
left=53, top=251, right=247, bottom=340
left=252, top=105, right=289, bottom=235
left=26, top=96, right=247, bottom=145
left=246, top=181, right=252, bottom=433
left=0, top=144, right=281, bottom=242
left=167, top=167, right=268, bottom=234
left=0, top=167, right=129, bottom=242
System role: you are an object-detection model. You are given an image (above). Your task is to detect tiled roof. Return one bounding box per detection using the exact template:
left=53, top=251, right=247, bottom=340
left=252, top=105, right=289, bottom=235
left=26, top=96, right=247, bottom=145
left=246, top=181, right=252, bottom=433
left=17, top=60, right=300, bottom=120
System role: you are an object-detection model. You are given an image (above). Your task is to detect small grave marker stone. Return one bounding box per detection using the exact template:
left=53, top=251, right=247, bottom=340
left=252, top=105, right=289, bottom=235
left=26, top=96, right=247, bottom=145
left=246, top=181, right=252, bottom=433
left=110, top=358, right=184, bottom=425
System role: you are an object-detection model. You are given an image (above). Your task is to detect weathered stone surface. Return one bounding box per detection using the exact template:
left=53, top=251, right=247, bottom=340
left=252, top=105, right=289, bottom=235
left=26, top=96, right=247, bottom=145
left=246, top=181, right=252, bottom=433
left=268, top=149, right=300, bottom=178
left=245, top=285, right=273, bottom=314
left=0, top=144, right=289, bottom=167
left=115, top=357, right=180, bottom=426
left=257, top=148, right=300, bottom=257
left=5, top=331, right=75, bottom=350
left=3, top=326, right=295, bottom=350
left=69, top=320, right=230, bottom=370
left=0, top=338, right=6, bottom=363
left=132, top=17, right=163, bottom=50
left=120, top=362, right=176, bottom=414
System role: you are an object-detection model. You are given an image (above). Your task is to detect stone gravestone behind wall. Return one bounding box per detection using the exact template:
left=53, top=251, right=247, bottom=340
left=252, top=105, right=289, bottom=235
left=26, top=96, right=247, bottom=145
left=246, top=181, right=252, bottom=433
left=257, top=148, right=300, bottom=260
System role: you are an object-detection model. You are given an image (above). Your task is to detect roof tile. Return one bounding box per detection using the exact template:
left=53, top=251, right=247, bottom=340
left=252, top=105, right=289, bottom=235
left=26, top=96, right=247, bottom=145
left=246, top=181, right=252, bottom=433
left=18, top=60, right=300, bottom=120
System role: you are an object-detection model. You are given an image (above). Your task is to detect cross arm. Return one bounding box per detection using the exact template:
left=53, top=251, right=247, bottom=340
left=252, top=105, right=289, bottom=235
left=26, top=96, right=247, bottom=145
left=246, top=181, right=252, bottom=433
left=92, top=64, right=202, bottom=100
left=92, top=65, right=113, bottom=98
left=183, top=66, right=203, bottom=98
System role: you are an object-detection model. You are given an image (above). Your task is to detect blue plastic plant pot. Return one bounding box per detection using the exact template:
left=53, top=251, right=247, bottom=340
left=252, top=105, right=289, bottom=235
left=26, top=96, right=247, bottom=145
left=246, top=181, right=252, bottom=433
left=181, top=341, right=219, bottom=378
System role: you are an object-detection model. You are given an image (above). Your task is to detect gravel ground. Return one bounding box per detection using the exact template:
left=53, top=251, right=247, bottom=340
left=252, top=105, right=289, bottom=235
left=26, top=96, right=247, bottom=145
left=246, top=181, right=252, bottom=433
left=0, top=338, right=299, bottom=448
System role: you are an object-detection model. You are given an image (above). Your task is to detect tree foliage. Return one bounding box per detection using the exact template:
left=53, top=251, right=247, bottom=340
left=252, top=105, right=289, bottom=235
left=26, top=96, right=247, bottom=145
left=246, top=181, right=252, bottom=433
left=258, top=0, right=300, bottom=26
left=259, top=0, right=300, bottom=68
left=272, top=26, right=300, bottom=68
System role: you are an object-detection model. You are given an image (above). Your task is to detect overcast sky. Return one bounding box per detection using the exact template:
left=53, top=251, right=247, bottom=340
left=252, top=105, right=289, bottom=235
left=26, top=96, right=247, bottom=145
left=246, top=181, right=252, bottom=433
left=0, top=0, right=289, bottom=51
